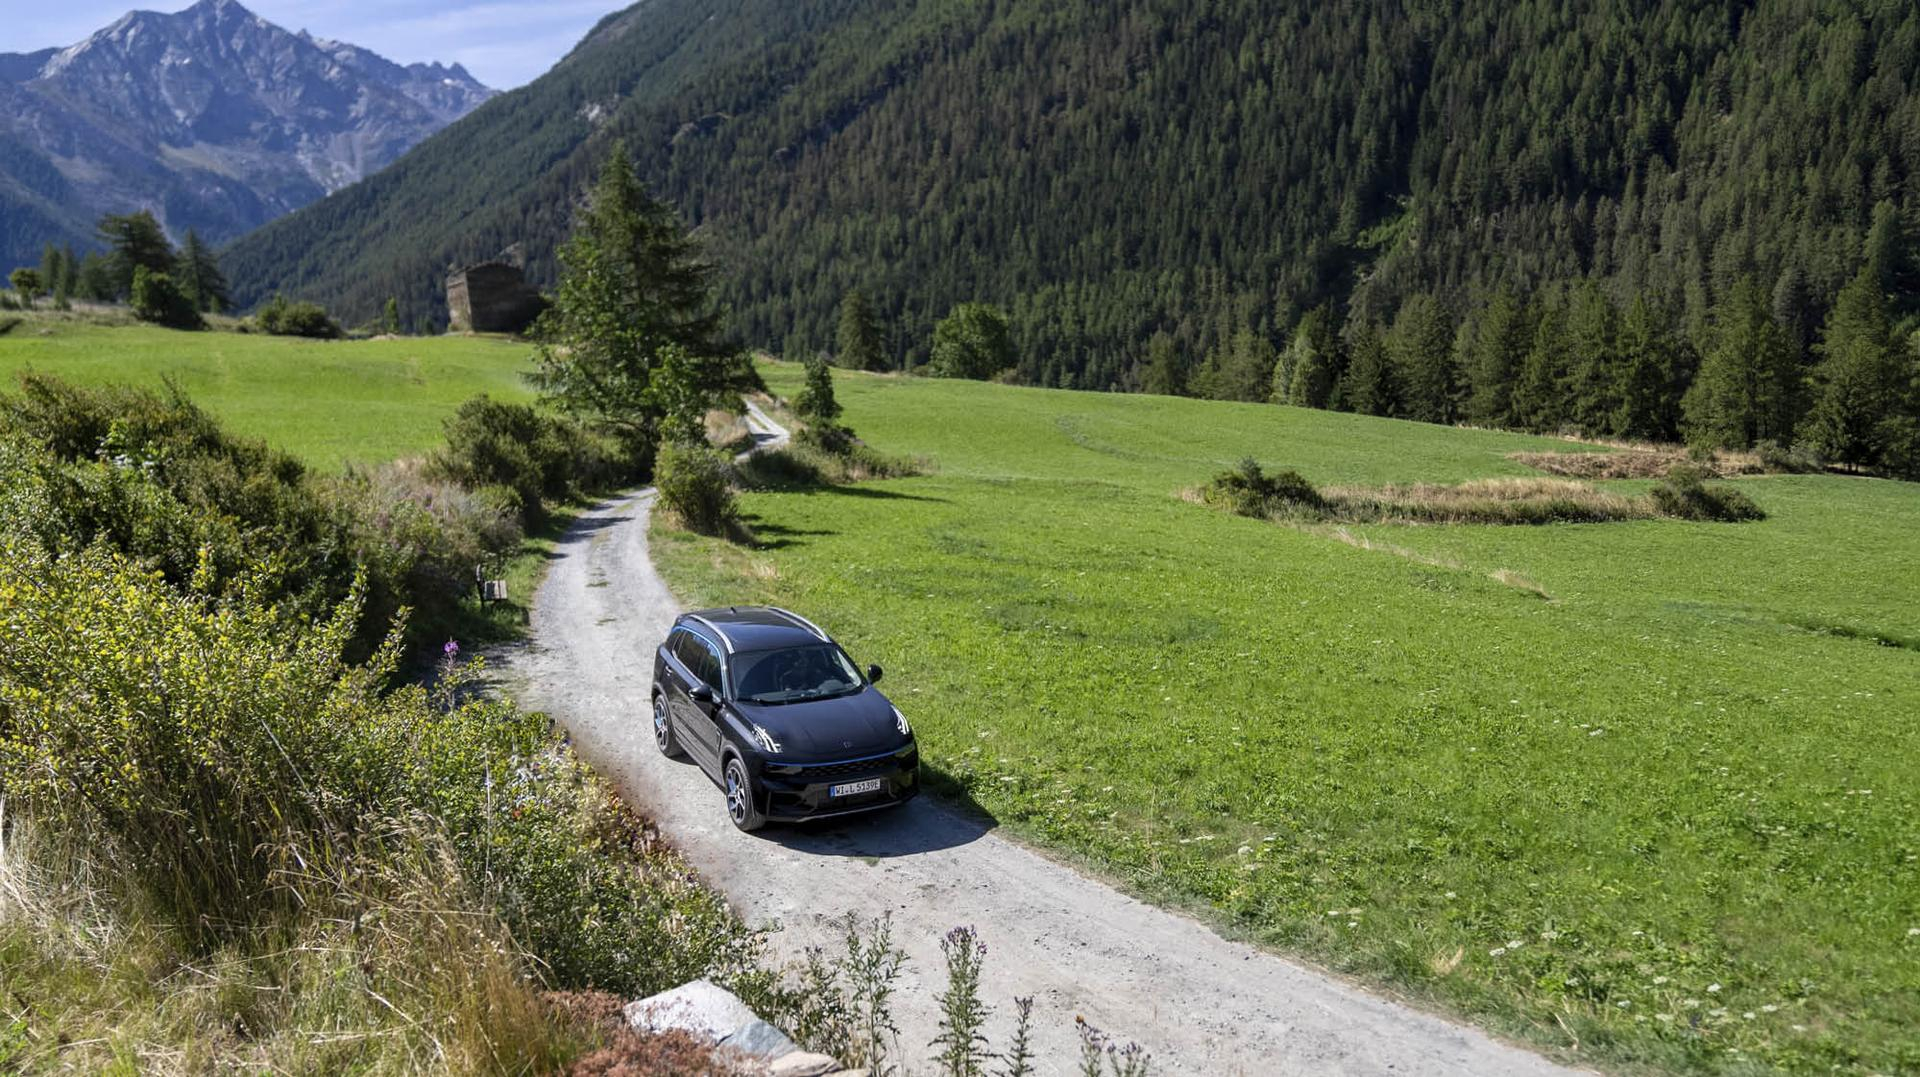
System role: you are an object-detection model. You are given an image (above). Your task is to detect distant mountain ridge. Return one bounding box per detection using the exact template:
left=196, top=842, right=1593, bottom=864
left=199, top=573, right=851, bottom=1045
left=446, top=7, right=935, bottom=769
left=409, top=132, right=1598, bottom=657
left=226, top=0, right=1919, bottom=387
left=0, top=0, right=493, bottom=267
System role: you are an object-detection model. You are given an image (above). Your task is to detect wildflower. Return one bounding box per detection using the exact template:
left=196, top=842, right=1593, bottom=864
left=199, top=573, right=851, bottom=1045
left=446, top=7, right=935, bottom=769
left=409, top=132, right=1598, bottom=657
left=1907, top=927, right=1919, bottom=937
left=1444, top=891, right=1457, bottom=900
left=443, top=639, right=460, bottom=658
left=1652, top=976, right=1669, bottom=985
left=1506, top=939, right=1524, bottom=950
left=1707, top=982, right=1721, bottom=993
left=1761, top=1004, right=1778, bottom=1013
left=1489, top=947, right=1507, bottom=958
left=1742, top=1012, right=1756, bottom=1020
left=1617, top=1000, right=1631, bottom=1009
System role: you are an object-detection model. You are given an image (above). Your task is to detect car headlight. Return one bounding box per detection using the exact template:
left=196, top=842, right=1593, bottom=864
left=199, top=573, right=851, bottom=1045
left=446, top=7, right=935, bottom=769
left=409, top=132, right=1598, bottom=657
left=751, top=725, right=782, bottom=754
left=891, top=706, right=911, bottom=736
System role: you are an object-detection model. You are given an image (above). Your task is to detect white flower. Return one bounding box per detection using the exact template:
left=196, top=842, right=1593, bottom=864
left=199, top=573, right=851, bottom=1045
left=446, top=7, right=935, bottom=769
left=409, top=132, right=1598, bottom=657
left=1742, top=1012, right=1756, bottom=1020
left=1444, top=891, right=1457, bottom=899
left=1908, top=927, right=1920, bottom=937
left=1707, top=983, right=1722, bottom=993
left=1489, top=947, right=1507, bottom=958
left=1652, top=976, right=1669, bottom=985
left=1761, top=1004, right=1779, bottom=1013
left=1617, top=1000, right=1631, bottom=1009
left=1506, top=939, right=1524, bottom=950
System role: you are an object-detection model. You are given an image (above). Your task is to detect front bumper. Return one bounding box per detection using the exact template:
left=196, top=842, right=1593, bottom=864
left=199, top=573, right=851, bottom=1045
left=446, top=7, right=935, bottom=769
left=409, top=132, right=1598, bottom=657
left=757, top=747, right=919, bottom=821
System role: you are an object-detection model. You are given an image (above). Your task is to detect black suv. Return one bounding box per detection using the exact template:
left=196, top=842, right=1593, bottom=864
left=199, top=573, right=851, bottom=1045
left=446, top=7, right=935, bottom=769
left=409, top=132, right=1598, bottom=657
left=650, top=607, right=919, bottom=831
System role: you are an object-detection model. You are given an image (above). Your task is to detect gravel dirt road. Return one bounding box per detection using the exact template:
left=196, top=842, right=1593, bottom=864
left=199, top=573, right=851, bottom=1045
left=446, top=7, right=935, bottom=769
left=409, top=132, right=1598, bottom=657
left=493, top=405, right=1581, bottom=1076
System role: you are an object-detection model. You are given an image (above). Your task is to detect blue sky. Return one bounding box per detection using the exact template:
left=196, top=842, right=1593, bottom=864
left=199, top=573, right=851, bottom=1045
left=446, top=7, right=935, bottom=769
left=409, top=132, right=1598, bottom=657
left=2, top=0, right=617, bottom=88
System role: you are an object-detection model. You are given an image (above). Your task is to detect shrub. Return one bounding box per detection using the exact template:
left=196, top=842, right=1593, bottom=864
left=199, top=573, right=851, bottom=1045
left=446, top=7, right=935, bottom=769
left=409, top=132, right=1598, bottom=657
left=1650, top=465, right=1766, bottom=521
left=1202, top=458, right=1326, bottom=518
left=1754, top=439, right=1824, bottom=474
left=929, top=303, right=1015, bottom=380
left=130, top=265, right=203, bottom=330
left=430, top=396, right=632, bottom=528
left=655, top=441, right=737, bottom=534
left=794, top=355, right=843, bottom=422
left=255, top=293, right=342, bottom=338
left=0, top=315, right=21, bottom=335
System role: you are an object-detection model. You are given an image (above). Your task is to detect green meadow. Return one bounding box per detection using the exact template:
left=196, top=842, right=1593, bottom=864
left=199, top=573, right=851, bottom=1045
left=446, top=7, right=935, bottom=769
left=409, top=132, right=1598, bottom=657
left=656, top=364, right=1920, bottom=1074
left=0, top=320, right=535, bottom=468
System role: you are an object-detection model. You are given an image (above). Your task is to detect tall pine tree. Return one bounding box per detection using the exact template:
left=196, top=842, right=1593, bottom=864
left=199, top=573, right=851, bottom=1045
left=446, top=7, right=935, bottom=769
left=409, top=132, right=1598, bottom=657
left=837, top=289, right=888, bottom=371
left=1342, top=321, right=1398, bottom=418
left=1807, top=267, right=1902, bottom=468
left=1464, top=288, right=1529, bottom=428
left=1389, top=293, right=1460, bottom=424
left=1683, top=277, right=1801, bottom=449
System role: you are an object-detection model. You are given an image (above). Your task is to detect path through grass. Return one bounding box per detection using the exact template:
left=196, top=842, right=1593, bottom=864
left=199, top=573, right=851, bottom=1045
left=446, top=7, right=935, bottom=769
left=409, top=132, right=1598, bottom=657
left=654, top=364, right=1920, bottom=1075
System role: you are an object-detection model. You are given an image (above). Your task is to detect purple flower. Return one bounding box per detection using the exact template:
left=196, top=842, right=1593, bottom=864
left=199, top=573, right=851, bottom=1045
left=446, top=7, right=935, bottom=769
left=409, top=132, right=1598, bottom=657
left=443, top=639, right=461, bottom=658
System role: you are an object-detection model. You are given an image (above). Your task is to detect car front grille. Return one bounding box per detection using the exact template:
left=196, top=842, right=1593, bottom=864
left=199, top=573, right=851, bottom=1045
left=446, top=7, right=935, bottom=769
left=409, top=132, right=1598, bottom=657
left=793, top=758, right=889, bottom=782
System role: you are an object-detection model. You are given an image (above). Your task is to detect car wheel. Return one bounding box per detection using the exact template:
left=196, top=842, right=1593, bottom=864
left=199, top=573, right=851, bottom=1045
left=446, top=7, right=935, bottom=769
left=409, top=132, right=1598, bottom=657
left=723, top=756, right=766, bottom=832
left=652, top=692, right=682, bottom=758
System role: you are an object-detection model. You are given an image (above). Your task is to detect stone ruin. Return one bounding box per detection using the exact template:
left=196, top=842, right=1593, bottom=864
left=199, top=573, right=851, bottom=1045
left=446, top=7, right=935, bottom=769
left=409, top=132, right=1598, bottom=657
left=446, top=248, right=546, bottom=334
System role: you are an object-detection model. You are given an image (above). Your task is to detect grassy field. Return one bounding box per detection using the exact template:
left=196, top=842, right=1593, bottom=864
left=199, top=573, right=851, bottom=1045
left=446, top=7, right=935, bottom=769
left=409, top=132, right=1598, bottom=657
left=0, top=318, right=536, bottom=468
left=655, top=364, right=1920, bottom=1075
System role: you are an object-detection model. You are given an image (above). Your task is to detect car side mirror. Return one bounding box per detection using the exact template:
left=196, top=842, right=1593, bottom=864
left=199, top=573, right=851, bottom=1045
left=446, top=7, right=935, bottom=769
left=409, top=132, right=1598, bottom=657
left=867, top=665, right=884, bottom=684
left=690, top=684, right=715, bottom=705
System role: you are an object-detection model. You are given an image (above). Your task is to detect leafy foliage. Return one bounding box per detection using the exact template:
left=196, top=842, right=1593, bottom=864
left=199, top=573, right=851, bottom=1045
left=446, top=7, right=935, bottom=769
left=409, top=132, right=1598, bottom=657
left=129, top=265, right=203, bottom=330
left=929, top=304, right=1014, bottom=380
left=838, top=289, right=889, bottom=372
left=654, top=440, right=737, bottom=535
left=254, top=294, right=341, bottom=338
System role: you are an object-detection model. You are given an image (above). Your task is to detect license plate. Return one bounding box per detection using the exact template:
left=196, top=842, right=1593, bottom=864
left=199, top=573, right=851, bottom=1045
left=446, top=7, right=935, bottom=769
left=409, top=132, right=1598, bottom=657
left=830, top=778, right=884, bottom=798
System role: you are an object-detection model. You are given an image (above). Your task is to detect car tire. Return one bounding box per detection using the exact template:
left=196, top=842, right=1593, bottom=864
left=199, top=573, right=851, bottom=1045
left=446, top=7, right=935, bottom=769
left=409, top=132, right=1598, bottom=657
left=723, top=756, right=766, bottom=832
left=652, top=691, right=682, bottom=758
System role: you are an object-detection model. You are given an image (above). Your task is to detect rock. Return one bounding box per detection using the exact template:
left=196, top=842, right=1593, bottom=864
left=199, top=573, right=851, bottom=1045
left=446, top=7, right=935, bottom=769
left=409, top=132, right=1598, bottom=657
left=624, top=979, right=799, bottom=1060
left=767, top=1052, right=840, bottom=1077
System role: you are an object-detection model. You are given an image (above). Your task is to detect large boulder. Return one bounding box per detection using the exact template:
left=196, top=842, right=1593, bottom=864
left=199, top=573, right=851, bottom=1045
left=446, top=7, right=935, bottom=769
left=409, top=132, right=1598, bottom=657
left=623, top=979, right=798, bottom=1061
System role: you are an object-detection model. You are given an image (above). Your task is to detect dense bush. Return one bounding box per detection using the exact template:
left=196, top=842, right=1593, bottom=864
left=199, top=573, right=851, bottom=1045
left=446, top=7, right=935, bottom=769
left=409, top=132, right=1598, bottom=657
left=129, top=265, right=203, bottom=330
left=655, top=441, right=737, bottom=534
left=0, top=519, right=759, bottom=990
left=1650, top=466, right=1767, bottom=521
left=255, top=293, right=342, bottom=338
left=430, top=396, right=630, bottom=527
left=1203, top=458, right=1326, bottom=518
left=0, top=376, right=520, bottom=657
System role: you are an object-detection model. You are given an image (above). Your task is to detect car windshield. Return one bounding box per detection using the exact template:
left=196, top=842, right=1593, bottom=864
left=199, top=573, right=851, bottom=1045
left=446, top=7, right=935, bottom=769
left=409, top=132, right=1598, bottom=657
left=733, top=644, right=864, bottom=704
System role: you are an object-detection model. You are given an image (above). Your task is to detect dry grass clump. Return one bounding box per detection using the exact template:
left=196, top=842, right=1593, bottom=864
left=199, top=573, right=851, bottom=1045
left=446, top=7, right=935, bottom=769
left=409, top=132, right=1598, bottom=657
left=1511, top=445, right=1767, bottom=479
left=705, top=409, right=755, bottom=455
left=1324, top=477, right=1651, bottom=525
left=547, top=991, right=741, bottom=1077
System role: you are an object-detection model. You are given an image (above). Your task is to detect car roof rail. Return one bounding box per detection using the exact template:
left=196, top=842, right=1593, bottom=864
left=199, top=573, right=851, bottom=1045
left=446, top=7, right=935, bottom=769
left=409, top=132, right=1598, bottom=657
left=685, top=613, right=734, bottom=652
left=771, top=607, right=831, bottom=642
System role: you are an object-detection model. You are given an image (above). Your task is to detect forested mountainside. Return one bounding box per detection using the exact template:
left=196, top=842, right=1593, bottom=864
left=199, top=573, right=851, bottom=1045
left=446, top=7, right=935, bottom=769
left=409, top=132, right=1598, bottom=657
left=227, top=0, right=1920, bottom=390
left=0, top=0, right=492, bottom=267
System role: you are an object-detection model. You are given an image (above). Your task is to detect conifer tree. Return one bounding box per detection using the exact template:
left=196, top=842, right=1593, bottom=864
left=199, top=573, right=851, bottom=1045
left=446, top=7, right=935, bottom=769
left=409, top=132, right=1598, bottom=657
left=1140, top=332, right=1188, bottom=396
left=1514, top=300, right=1569, bottom=432
left=1683, top=277, right=1800, bottom=448
left=1564, top=283, right=1622, bottom=435
left=1807, top=267, right=1902, bottom=468
left=1282, top=306, right=1341, bottom=409
left=175, top=231, right=231, bottom=314
left=1196, top=329, right=1277, bottom=402
left=1341, top=321, right=1397, bottom=418
left=1389, top=293, right=1459, bottom=424
left=533, top=141, right=748, bottom=456
left=1464, top=288, right=1528, bottom=427
left=97, top=211, right=175, bottom=299
left=837, top=289, right=888, bottom=372
left=1614, top=294, right=1688, bottom=441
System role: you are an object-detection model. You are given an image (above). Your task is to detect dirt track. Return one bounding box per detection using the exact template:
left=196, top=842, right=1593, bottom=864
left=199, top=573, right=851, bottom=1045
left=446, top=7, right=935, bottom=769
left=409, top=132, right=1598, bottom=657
left=494, top=407, right=1580, bottom=1076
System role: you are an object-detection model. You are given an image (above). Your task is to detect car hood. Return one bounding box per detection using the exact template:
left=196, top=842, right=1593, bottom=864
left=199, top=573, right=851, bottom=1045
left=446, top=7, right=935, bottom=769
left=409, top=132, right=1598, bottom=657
left=733, top=687, right=902, bottom=759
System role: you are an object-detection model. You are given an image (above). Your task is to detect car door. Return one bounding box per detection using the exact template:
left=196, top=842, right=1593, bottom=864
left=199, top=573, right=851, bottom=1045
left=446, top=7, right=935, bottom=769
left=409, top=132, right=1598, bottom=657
left=663, top=629, right=712, bottom=770
left=679, top=637, right=727, bottom=774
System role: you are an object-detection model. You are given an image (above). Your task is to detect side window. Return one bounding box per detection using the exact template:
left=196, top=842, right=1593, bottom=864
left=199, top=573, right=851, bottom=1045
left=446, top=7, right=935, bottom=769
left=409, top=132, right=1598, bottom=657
left=696, top=645, right=723, bottom=691
left=667, top=629, right=696, bottom=670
